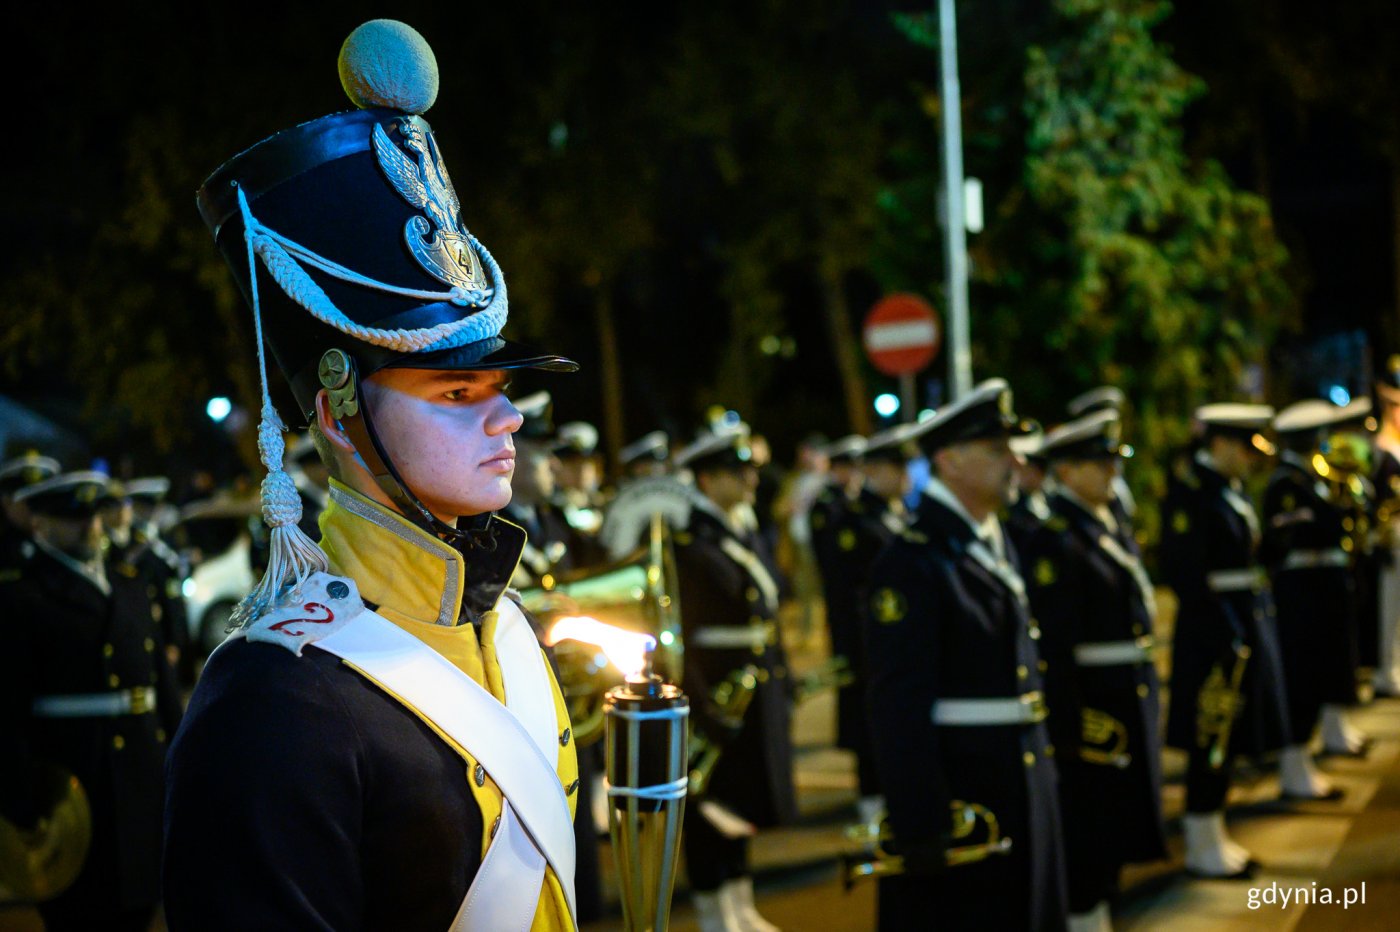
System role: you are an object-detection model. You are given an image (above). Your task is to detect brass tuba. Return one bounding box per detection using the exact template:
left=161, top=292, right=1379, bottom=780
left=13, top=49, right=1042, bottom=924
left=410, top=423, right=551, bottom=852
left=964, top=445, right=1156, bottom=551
left=841, top=801, right=1013, bottom=888
left=520, top=514, right=683, bottom=746
left=0, top=763, right=92, bottom=904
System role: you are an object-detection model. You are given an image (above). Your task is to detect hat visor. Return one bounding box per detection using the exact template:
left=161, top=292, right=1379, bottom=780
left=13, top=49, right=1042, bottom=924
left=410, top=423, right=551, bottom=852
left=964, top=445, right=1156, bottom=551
left=380, top=336, right=579, bottom=374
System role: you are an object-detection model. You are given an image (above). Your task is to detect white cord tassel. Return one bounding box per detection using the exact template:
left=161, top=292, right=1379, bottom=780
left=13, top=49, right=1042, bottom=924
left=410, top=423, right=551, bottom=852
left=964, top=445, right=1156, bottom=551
left=231, top=185, right=330, bottom=628
left=230, top=403, right=330, bottom=627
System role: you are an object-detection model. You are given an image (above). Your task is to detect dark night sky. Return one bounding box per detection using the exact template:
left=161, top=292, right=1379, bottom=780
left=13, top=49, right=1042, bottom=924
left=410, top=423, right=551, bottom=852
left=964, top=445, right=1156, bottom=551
left=3, top=3, right=1396, bottom=475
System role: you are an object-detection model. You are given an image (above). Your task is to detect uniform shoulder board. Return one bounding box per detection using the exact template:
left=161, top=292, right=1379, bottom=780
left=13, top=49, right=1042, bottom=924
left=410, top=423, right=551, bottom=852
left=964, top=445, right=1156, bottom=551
left=1170, top=509, right=1190, bottom=534
left=1045, top=515, right=1070, bottom=533
left=673, top=529, right=694, bottom=546
left=870, top=587, right=908, bottom=625
left=898, top=527, right=929, bottom=545
left=1033, top=557, right=1057, bottom=586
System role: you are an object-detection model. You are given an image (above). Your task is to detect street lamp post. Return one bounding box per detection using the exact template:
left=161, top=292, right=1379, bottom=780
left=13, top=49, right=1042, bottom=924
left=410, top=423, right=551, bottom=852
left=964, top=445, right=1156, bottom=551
left=938, top=0, right=972, bottom=400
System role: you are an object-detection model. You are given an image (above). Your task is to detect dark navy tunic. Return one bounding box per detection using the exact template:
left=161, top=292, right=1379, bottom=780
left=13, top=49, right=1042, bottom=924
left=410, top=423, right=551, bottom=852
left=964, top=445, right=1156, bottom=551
left=865, top=491, right=1067, bottom=932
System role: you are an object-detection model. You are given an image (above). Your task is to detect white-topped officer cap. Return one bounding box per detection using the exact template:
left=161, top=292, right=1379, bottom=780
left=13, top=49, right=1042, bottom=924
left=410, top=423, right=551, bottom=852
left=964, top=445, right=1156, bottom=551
left=553, top=421, right=599, bottom=458
left=1066, top=386, right=1126, bottom=418
left=823, top=435, right=867, bottom=463
left=673, top=421, right=751, bottom=471
left=0, top=452, right=61, bottom=493
left=619, top=430, right=670, bottom=466
left=906, top=378, right=1033, bottom=453
left=1039, top=410, right=1124, bottom=461
left=1273, top=399, right=1349, bottom=435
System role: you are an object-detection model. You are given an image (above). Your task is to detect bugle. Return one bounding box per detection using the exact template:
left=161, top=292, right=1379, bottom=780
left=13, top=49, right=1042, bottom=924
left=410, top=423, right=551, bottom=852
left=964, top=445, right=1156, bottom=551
left=841, top=801, right=1013, bottom=889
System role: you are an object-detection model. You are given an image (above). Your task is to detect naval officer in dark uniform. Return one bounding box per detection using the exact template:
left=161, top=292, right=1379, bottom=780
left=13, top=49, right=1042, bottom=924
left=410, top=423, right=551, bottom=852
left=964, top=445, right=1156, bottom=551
left=0, top=472, right=182, bottom=931
left=1066, top=387, right=1137, bottom=537
left=1160, top=404, right=1289, bottom=878
left=810, top=429, right=913, bottom=827
left=0, top=452, right=59, bottom=573
left=865, top=378, right=1067, bottom=932
left=1006, top=424, right=1050, bottom=553
left=1020, top=411, right=1165, bottom=930
left=1374, top=362, right=1400, bottom=696
left=101, top=478, right=193, bottom=683
left=673, top=422, right=793, bottom=932
left=503, top=391, right=581, bottom=585
left=1262, top=401, right=1365, bottom=795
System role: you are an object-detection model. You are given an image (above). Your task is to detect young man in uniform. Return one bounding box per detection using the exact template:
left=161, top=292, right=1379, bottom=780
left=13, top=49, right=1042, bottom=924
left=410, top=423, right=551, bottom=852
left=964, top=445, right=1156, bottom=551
left=163, top=21, right=581, bottom=931
left=1159, top=404, right=1289, bottom=878
left=865, top=378, right=1067, bottom=932
left=673, top=423, right=793, bottom=932
left=1021, top=411, right=1166, bottom=931
left=1, top=471, right=182, bottom=931
left=1262, top=401, right=1367, bottom=792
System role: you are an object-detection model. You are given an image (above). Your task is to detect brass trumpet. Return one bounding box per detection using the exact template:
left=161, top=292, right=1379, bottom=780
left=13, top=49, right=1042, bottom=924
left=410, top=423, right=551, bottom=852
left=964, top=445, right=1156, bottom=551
left=687, top=665, right=761, bottom=797
left=841, top=801, right=1013, bottom=889
left=790, top=655, right=856, bottom=705
left=521, top=515, right=683, bottom=746
left=1196, top=643, right=1251, bottom=770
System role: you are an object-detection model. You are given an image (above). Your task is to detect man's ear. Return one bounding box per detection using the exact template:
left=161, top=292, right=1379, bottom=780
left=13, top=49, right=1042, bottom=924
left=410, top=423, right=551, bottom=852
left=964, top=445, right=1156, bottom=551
left=314, top=389, right=357, bottom=455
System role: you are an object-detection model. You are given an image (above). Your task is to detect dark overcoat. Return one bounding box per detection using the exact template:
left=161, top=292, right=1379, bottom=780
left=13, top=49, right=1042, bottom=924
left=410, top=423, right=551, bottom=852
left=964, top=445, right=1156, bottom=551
left=0, top=545, right=181, bottom=921
left=1159, top=457, right=1291, bottom=757
left=1261, top=457, right=1359, bottom=736
left=810, top=485, right=899, bottom=757
left=864, top=493, right=1067, bottom=932
left=675, top=506, right=797, bottom=829
left=1021, top=493, right=1167, bottom=908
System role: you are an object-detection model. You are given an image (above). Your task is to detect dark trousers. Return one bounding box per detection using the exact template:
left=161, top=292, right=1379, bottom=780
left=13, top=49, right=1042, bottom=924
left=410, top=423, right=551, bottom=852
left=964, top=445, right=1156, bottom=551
left=683, top=804, right=749, bottom=892
left=39, top=902, right=156, bottom=932
left=1184, top=741, right=1232, bottom=813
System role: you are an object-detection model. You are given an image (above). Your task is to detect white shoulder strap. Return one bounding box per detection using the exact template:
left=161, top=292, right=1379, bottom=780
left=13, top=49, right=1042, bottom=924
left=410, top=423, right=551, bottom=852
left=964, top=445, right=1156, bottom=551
left=313, top=606, right=577, bottom=928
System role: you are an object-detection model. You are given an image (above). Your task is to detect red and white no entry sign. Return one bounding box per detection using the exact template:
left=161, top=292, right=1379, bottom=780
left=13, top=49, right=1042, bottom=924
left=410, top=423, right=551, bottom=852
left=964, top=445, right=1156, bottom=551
left=862, top=294, right=941, bottom=377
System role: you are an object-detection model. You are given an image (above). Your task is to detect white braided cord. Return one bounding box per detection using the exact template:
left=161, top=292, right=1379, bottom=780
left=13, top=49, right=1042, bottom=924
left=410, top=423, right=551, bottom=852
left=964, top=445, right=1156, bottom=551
left=242, top=200, right=508, bottom=353
left=231, top=185, right=330, bottom=627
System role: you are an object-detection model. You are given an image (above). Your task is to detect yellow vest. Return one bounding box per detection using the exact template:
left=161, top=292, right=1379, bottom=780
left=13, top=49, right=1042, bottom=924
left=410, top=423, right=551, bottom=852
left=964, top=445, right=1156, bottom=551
left=319, top=479, right=579, bottom=931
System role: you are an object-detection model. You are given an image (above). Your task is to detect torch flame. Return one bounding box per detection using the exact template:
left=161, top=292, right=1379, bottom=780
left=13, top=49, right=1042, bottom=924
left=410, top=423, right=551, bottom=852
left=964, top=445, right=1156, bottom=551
left=546, top=616, right=657, bottom=679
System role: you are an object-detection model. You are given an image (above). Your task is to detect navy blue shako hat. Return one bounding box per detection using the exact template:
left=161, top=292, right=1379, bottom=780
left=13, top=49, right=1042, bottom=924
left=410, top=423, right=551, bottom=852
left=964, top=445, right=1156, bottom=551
left=197, top=20, right=577, bottom=626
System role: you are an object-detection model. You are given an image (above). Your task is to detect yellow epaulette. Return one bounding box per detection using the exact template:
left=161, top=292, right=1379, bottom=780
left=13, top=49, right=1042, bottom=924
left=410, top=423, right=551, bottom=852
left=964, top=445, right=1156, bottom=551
left=1045, top=515, right=1069, bottom=533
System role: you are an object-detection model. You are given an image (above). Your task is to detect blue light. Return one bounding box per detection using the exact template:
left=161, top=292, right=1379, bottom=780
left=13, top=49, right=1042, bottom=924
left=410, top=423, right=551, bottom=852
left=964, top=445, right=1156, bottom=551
left=1328, top=385, right=1351, bottom=406
left=206, top=397, right=233, bottom=423
left=874, top=394, right=901, bottom=418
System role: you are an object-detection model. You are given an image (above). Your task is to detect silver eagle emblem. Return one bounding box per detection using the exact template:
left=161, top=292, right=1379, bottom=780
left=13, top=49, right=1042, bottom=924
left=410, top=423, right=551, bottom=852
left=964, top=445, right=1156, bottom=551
left=372, top=118, right=491, bottom=295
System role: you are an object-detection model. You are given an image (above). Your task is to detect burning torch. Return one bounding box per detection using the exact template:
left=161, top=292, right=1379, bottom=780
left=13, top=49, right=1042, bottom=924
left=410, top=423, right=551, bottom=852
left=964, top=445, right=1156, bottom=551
left=546, top=616, right=689, bottom=932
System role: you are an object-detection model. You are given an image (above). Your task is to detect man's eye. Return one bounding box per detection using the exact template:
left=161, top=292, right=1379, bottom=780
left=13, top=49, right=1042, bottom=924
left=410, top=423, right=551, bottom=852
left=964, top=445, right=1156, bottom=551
left=443, top=389, right=469, bottom=402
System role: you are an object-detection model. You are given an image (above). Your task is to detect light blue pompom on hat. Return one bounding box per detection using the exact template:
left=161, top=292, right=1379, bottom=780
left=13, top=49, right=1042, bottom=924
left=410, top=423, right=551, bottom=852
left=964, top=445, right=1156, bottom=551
left=338, top=19, right=440, bottom=114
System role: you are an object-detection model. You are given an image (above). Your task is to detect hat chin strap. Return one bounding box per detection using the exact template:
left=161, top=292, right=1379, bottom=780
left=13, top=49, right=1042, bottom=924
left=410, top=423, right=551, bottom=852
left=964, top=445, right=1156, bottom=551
left=328, top=356, right=496, bottom=552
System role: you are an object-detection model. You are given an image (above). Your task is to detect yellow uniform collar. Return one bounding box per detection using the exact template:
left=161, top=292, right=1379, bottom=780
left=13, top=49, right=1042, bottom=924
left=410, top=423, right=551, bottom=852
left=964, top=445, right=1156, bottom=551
left=318, top=478, right=525, bottom=627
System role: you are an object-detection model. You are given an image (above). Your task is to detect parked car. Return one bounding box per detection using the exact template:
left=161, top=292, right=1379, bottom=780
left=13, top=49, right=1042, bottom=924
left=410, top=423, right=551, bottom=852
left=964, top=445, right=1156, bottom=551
left=170, top=495, right=263, bottom=658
